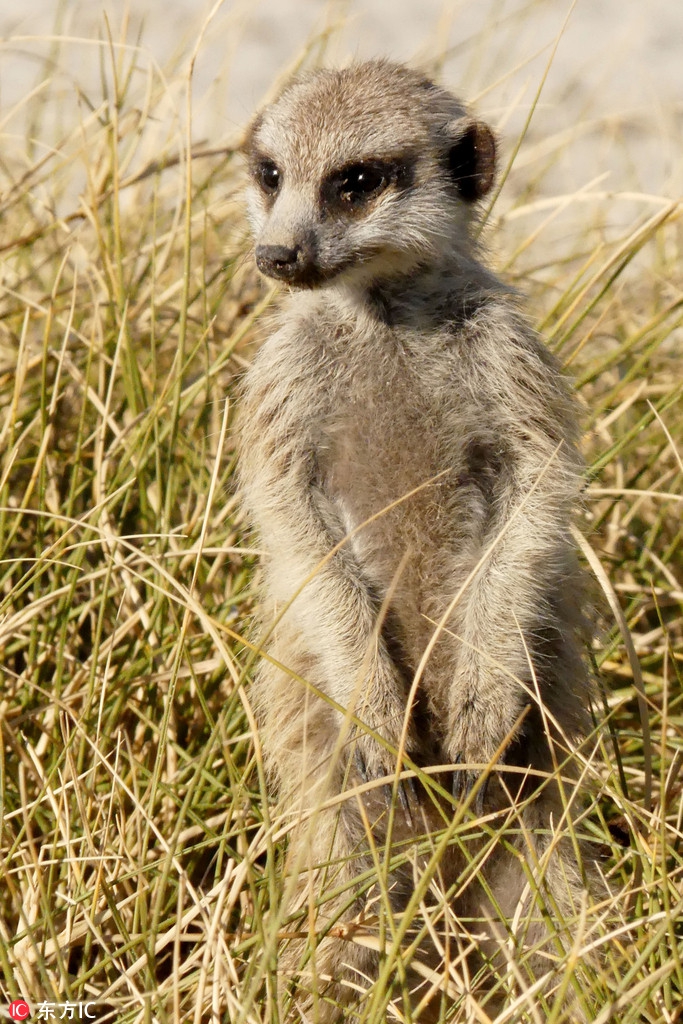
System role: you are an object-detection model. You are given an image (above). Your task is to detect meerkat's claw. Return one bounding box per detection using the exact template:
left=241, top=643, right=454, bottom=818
left=452, top=755, right=490, bottom=815
left=396, top=772, right=418, bottom=823
left=353, top=742, right=417, bottom=820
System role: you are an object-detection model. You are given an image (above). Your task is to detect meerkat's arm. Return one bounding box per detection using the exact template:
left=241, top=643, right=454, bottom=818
left=445, top=328, right=583, bottom=794
left=240, top=331, right=416, bottom=780
left=448, top=459, right=570, bottom=777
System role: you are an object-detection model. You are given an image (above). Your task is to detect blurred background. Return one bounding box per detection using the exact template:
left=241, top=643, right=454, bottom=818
left=1, top=0, right=680, bottom=192
left=0, top=1, right=680, bottom=284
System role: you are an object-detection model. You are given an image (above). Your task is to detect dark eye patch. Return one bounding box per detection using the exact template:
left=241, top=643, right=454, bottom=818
left=321, top=158, right=413, bottom=214
left=336, top=163, right=387, bottom=202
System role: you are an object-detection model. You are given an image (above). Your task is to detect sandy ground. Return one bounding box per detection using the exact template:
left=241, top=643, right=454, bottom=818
left=0, top=0, right=681, bottom=254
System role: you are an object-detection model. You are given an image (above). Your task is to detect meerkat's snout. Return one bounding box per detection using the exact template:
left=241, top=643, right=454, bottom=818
left=255, top=241, right=316, bottom=284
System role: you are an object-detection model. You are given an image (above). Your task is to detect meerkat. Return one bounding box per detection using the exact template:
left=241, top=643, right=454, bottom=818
left=238, top=60, right=593, bottom=1022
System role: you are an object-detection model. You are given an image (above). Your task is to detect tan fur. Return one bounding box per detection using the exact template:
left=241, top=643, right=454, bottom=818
left=239, top=60, right=594, bottom=1021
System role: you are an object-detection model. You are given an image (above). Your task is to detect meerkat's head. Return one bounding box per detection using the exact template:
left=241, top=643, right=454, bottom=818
left=243, top=60, right=496, bottom=290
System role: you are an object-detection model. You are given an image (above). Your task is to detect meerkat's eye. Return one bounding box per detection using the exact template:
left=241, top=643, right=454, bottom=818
left=336, top=163, right=388, bottom=204
left=255, top=160, right=281, bottom=195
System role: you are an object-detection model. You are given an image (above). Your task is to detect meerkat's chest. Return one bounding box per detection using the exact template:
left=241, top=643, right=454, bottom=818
left=318, top=347, right=435, bottom=481
left=313, top=345, right=483, bottom=558
left=321, top=393, right=441, bottom=505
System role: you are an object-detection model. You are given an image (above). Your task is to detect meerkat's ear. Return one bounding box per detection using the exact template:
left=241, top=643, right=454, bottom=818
left=446, top=119, right=497, bottom=202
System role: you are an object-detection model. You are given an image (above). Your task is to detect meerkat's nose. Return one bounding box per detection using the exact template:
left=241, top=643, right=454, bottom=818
left=255, top=244, right=302, bottom=280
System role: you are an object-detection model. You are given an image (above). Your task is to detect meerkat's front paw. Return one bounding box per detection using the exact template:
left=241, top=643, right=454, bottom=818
left=450, top=750, right=495, bottom=814
left=447, top=722, right=505, bottom=813
left=351, top=731, right=419, bottom=817
left=448, top=696, right=530, bottom=812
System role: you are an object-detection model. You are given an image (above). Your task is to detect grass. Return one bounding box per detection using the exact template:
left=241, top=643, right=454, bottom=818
left=0, top=6, right=681, bottom=1023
